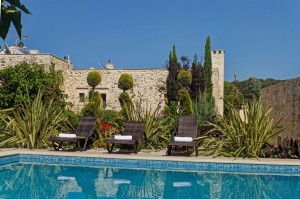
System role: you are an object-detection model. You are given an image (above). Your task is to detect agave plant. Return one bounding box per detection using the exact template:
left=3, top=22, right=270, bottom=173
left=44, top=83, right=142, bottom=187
left=201, top=98, right=286, bottom=158
left=0, top=91, right=68, bottom=149
left=122, top=98, right=174, bottom=150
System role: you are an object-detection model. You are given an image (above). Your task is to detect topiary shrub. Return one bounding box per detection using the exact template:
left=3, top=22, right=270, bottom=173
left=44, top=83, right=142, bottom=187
left=118, top=73, right=133, bottom=92
left=178, top=70, right=192, bottom=89
left=81, top=91, right=102, bottom=116
left=118, top=92, right=132, bottom=119
left=178, top=89, right=192, bottom=115
left=90, top=91, right=102, bottom=106
left=87, top=71, right=102, bottom=90
left=81, top=101, right=99, bottom=116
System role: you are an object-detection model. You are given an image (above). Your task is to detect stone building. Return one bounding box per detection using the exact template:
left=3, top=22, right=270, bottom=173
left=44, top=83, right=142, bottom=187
left=0, top=49, right=224, bottom=115
left=261, top=78, right=300, bottom=144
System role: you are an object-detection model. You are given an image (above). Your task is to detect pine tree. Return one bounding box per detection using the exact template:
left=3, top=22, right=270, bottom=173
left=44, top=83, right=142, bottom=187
left=204, top=36, right=213, bottom=98
left=166, top=45, right=180, bottom=103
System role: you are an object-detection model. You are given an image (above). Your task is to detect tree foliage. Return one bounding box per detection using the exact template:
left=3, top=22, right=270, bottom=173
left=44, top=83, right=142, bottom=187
left=87, top=71, right=102, bottom=90
left=236, top=77, right=283, bottom=103
left=0, top=62, right=66, bottom=108
left=166, top=45, right=180, bottom=103
left=259, top=78, right=283, bottom=88
left=118, top=73, right=133, bottom=92
left=192, top=91, right=216, bottom=132
left=190, top=55, right=204, bottom=100
left=81, top=91, right=103, bottom=116
left=224, top=81, right=244, bottom=115
left=177, top=70, right=192, bottom=89
left=241, top=76, right=262, bottom=102
left=203, top=36, right=213, bottom=97
left=178, top=89, right=192, bottom=115
left=118, top=92, right=132, bottom=118
left=0, top=0, right=30, bottom=40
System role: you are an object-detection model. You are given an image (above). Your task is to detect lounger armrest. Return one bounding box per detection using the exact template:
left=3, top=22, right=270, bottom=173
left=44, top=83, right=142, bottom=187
left=171, top=130, right=177, bottom=141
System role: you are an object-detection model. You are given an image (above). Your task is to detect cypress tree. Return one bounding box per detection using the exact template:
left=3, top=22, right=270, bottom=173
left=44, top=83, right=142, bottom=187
left=204, top=36, right=213, bottom=98
left=190, top=55, right=204, bottom=100
left=166, top=45, right=179, bottom=103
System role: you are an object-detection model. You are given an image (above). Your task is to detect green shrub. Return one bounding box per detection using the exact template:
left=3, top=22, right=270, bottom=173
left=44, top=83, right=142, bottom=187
left=192, top=91, right=216, bottom=133
left=118, top=92, right=132, bottom=118
left=177, top=70, right=192, bottom=89
left=118, top=73, right=133, bottom=92
left=98, top=109, right=121, bottom=125
left=81, top=101, right=100, bottom=116
left=64, top=110, right=80, bottom=130
left=87, top=71, right=102, bottom=89
left=0, top=62, right=66, bottom=108
left=201, top=98, right=286, bottom=158
left=118, top=92, right=131, bottom=107
left=178, top=89, right=192, bottom=115
left=82, top=91, right=103, bottom=116
left=91, top=91, right=102, bottom=106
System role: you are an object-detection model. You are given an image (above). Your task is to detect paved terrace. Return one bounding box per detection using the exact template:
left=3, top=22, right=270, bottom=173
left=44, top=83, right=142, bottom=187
left=0, top=148, right=300, bottom=166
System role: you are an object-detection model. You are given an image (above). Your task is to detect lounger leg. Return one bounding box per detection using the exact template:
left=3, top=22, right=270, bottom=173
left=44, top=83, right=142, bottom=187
left=134, top=142, right=139, bottom=154
left=107, top=143, right=115, bottom=153
left=195, top=146, right=199, bottom=157
left=77, top=140, right=82, bottom=151
left=167, top=145, right=172, bottom=156
left=82, top=139, right=88, bottom=151
left=53, top=141, right=62, bottom=151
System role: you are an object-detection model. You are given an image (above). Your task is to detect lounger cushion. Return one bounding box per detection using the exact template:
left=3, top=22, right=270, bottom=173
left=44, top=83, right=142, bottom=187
left=59, top=133, right=76, bottom=138
left=113, top=179, right=131, bottom=184
left=174, top=137, right=193, bottom=142
left=114, top=135, right=133, bottom=141
left=173, top=182, right=192, bottom=187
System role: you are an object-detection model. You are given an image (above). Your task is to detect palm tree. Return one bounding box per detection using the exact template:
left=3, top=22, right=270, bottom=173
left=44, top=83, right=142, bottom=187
left=0, top=0, right=30, bottom=40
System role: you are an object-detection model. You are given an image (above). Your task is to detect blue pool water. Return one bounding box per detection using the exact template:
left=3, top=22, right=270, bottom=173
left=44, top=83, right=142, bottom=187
left=0, top=163, right=299, bottom=199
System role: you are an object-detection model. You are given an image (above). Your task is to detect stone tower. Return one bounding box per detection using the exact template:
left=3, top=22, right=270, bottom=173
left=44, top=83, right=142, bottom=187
left=211, top=49, right=224, bottom=116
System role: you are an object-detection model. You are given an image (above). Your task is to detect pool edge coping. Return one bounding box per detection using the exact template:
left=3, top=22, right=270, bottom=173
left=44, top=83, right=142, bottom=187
left=1, top=148, right=300, bottom=166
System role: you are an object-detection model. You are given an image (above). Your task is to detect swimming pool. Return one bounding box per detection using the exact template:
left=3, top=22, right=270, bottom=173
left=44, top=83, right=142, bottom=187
left=0, top=154, right=300, bottom=199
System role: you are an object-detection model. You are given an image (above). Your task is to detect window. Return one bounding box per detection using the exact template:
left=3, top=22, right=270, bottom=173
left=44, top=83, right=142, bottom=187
left=101, top=93, right=107, bottom=108
left=79, top=93, right=85, bottom=102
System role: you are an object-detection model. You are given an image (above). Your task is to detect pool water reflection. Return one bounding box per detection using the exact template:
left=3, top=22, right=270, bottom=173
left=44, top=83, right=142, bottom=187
left=0, top=163, right=299, bottom=199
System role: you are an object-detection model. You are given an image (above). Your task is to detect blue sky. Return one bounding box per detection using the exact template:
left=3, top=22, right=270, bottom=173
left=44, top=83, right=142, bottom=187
left=2, top=0, right=300, bottom=81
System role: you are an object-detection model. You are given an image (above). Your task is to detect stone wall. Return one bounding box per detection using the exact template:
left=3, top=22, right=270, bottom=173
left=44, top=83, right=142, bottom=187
left=0, top=52, right=224, bottom=115
left=0, top=54, right=72, bottom=71
left=66, top=69, right=168, bottom=112
left=261, top=78, right=300, bottom=144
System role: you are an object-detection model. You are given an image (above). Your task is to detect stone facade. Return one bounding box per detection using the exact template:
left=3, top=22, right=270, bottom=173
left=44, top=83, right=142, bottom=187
left=0, top=51, right=224, bottom=115
left=261, top=78, right=300, bottom=144
left=66, top=69, right=168, bottom=112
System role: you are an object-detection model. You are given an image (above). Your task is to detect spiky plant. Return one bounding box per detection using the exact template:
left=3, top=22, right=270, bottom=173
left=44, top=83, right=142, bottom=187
left=0, top=91, right=68, bottom=149
left=201, top=98, right=286, bottom=158
left=122, top=98, right=174, bottom=150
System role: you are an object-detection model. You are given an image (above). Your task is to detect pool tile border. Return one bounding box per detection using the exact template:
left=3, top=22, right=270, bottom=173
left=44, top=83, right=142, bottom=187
left=1, top=153, right=300, bottom=175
